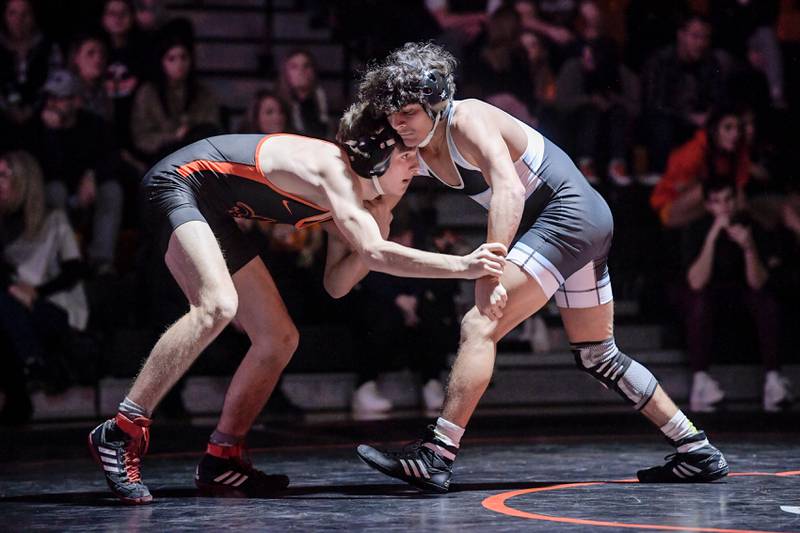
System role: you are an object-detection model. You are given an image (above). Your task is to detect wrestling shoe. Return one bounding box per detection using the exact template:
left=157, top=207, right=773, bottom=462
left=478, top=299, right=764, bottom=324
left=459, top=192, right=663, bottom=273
left=357, top=428, right=455, bottom=493
left=88, top=412, right=152, bottom=504
left=637, top=431, right=729, bottom=483
left=195, top=443, right=290, bottom=497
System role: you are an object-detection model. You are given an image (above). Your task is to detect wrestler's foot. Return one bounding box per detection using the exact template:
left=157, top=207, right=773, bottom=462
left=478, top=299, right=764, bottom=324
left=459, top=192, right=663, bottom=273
left=195, top=443, right=289, bottom=497
left=88, top=413, right=152, bottom=504
left=637, top=431, right=729, bottom=483
left=357, top=428, right=455, bottom=493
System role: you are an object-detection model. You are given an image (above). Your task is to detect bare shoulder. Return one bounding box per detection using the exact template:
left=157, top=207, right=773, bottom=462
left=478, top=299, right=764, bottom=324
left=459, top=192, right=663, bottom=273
left=259, top=134, right=345, bottom=183
left=450, top=99, right=505, bottom=148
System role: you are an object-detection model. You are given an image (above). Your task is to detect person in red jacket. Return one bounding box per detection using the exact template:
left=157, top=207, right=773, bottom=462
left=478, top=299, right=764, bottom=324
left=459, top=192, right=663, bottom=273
left=650, top=106, right=750, bottom=228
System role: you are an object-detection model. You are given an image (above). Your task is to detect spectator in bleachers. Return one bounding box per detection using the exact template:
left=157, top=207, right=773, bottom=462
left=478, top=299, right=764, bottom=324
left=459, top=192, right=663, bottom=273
left=69, top=32, right=112, bottom=122
left=423, top=0, right=488, bottom=61
left=277, top=49, right=331, bottom=140
left=514, top=0, right=576, bottom=70
left=101, top=0, right=149, bottom=156
left=239, top=89, right=291, bottom=135
left=681, top=177, right=792, bottom=412
left=0, top=0, right=62, bottom=127
left=623, top=0, right=688, bottom=71
left=555, top=38, right=639, bottom=186
left=651, top=105, right=749, bottom=229
left=133, top=0, right=165, bottom=34
left=351, top=222, right=455, bottom=416
left=131, top=33, right=220, bottom=163
left=519, top=29, right=556, bottom=126
left=0, top=150, right=89, bottom=425
left=24, top=69, right=123, bottom=273
left=462, top=6, right=535, bottom=124
left=710, top=0, right=784, bottom=108
left=640, top=12, right=726, bottom=183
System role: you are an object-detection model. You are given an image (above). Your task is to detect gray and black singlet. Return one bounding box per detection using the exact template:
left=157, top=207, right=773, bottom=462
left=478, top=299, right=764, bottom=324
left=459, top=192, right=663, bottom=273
left=417, top=101, right=614, bottom=308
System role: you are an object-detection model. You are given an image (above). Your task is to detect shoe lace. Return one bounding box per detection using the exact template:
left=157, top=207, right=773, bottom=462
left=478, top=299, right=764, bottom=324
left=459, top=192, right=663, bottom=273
left=386, top=439, right=426, bottom=459
left=123, top=427, right=149, bottom=484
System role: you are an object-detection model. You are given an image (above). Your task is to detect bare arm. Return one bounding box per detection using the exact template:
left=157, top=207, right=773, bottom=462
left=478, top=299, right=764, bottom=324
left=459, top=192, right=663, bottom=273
left=453, top=104, right=527, bottom=250
left=687, top=222, right=722, bottom=291
left=452, top=102, right=525, bottom=318
left=323, top=165, right=506, bottom=280
left=727, top=224, right=769, bottom=290
left=322, top=195, right=398, bottom=298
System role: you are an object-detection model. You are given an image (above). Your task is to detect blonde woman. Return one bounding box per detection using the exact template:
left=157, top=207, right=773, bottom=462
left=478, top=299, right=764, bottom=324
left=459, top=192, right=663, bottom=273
left=0, top=150, right=88, bottom=424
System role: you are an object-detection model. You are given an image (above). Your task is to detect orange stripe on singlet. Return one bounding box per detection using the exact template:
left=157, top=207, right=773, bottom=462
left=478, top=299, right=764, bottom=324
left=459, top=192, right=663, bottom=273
left=176, top=135, right=334, bottom=227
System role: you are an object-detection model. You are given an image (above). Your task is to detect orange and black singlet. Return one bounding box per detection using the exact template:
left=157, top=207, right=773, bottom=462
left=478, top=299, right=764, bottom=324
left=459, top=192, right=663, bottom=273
left=141, top=134, right=332, bottom=273
left=143, top=134, right=333, bottom=229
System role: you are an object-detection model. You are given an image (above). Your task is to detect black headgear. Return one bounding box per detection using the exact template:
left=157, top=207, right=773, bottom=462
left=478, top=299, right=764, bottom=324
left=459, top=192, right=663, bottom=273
left=343, top=126, right=398, bottom=178
left=416, top=70, right=451, bottom=111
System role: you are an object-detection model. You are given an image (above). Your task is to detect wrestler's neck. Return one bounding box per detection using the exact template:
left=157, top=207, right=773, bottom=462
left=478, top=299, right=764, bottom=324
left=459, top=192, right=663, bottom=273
left=355, top=173, right=382, bottom=201
left=419, top=114, right=448, bottom=156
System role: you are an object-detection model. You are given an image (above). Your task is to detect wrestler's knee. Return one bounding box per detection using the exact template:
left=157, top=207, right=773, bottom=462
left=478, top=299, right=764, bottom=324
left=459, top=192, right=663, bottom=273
left=460, top=307, right=495, bottom=345
left=195, top=289, right=238, bottom=331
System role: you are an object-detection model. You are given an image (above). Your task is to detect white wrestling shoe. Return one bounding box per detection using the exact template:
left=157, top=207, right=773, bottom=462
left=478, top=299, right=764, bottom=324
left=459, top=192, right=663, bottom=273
left=352, top=380, right=393, bottom=414
left=764, top=371, right=794, bottom=412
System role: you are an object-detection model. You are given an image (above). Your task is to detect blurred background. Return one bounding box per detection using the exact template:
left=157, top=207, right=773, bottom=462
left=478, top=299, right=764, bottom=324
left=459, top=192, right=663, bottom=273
left=1, top=0, right=799, bottom=427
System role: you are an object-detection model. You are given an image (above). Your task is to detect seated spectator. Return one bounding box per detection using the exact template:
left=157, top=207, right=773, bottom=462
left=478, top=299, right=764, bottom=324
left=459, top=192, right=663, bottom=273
left=350, top=224, right=456, bottom=416
left=0, top=0, right=62, bottom=127
left=710, top=0, right=784, bottom=107
left=514, top=0, right=576, bottom=70
left=130, top=33, right=220, bottom=163
left=555, top=38, right=639, bottom=186
left=423, top=0, right=487, bottom=61
left=680, top=178, right=792, bottom=412
left=519, top=29, right=556, bottom=125
left=68, top=32, right=113, bottom=122
left=277, top=49, right=331, bottom=139
left=24, top=69, right=123, bottom=273
left=238, top=89, right=291, bottom=135
left=0, top=150, right=89, bottom=424
left=100, top=0, right=150, bottom=156
left=623, top=0, right=687, bottom=71
left=462, top=5, right=535, bottom=123
left=640, top=12, right=726, bottom=182
left=651, top=106, right=749, bottom=229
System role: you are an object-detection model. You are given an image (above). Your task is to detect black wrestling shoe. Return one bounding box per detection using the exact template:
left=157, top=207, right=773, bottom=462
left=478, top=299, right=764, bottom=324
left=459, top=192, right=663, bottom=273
left=195, top=443, right=290, bottom=497
left=88, top=413, right=152, bottom=504
left=357, top=428, right=456, bottom=493
left=637, top=431, right=729, bottom=483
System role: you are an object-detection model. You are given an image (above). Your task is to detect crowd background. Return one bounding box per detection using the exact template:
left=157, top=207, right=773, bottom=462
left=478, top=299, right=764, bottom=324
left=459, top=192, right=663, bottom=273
left=1, top=0, right=798, bottom=424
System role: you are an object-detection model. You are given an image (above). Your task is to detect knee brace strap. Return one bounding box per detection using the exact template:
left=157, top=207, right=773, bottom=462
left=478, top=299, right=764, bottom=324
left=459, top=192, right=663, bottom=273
left=571, top=337, right=658, bottom=410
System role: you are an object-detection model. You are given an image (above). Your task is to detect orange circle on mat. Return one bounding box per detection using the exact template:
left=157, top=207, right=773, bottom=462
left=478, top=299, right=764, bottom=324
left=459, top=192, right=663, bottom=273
left=482, top=471, right=800, bottom=533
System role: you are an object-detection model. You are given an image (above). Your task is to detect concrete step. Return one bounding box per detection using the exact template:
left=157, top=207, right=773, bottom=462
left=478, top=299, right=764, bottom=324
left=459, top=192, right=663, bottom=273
left=16, top=361, right=799, bottom=420
left=169, top=7, right=268, bottom=40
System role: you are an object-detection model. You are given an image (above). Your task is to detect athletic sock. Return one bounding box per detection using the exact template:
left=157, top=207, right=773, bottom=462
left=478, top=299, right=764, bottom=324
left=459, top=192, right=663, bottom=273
left=207, top=429, right=245, bottom=458
left=424, top=417, right=464, bottom=461
left=660, top=411, right=707, bottom=452
left=118, top=396, right=151, bottom=420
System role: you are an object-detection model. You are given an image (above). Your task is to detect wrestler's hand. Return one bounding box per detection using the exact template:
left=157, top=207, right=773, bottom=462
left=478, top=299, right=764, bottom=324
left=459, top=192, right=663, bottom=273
left=461, top=242, right=507, bottom=279
left=475, top=277, right=507, bottom=320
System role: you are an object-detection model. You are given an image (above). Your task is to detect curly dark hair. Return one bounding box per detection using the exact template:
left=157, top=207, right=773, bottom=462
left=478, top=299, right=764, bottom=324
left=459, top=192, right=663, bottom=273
left=337, top=100, right=390, bottom=143
left=357, top=41, right=457, bottom=115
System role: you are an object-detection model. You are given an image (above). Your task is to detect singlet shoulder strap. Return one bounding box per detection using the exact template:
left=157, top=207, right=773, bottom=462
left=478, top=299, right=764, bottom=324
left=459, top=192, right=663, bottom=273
left=445, top=101, right=480, bottom=171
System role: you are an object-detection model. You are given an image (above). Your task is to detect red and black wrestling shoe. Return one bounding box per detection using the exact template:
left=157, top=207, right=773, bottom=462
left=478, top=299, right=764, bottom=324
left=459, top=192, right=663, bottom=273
left=195, top=442, right=290, bottom=497
left=88, top=413, right=152, bottom=504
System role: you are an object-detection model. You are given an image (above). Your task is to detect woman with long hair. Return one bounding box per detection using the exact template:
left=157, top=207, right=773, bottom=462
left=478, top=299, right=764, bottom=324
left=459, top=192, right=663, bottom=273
left=277, top=49, right=330, bottom=139
left=0, top=150, right=88, bottom=424
left=130, top=33, right=220, bottom=162
left=651, top=105, right=750, bottom=228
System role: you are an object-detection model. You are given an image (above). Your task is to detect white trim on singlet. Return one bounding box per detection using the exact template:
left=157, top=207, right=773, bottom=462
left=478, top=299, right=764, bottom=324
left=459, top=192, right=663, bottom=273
left=417, top=100, right=546, bottom=210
